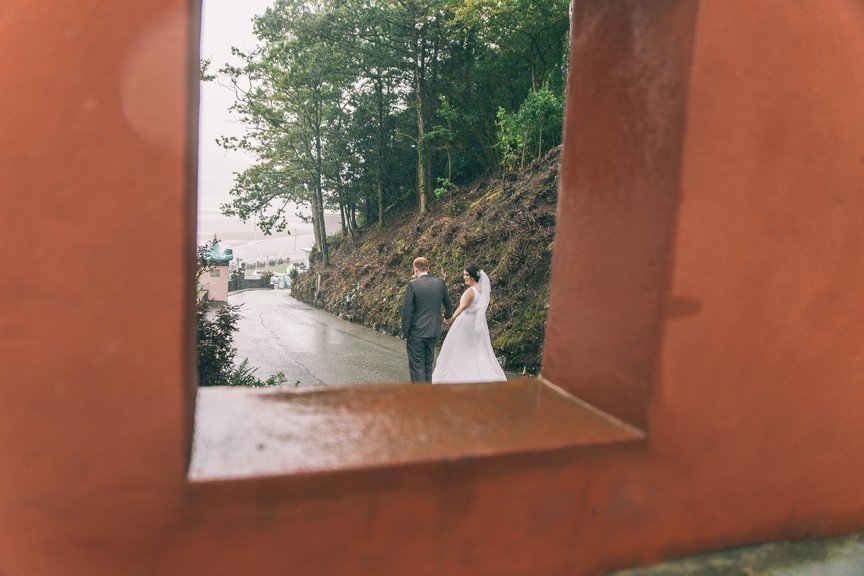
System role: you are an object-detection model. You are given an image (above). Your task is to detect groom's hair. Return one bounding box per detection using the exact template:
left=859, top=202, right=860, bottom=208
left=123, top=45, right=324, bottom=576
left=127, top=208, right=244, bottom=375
left=413, top=257, right=430, bottom=271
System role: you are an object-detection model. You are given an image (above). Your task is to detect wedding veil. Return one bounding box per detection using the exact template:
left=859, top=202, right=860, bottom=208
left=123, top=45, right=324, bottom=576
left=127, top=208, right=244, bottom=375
left=475, top=270, right=491, bottom=314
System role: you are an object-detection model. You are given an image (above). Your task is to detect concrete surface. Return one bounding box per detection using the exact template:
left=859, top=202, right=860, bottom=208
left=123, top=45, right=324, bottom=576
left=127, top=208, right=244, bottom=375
left=608, top=533, right=864, bottom=576
left=228, top=289, right=410, bottom=386
left=5, top=2, right=864, bottom=575
left=189, top=379, right=642, bottom=480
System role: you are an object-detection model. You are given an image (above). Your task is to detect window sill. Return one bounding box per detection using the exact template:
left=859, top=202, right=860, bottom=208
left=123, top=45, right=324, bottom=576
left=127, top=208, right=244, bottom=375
left=189, top=378, right=644, bottom=481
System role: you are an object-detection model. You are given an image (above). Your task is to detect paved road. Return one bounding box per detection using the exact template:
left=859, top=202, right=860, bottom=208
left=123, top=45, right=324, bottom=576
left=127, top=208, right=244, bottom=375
left=228, top=289, right=409, bottom=387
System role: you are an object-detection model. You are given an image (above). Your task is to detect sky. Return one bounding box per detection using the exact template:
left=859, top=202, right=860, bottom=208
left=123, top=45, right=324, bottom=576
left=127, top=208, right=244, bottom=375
left=198, top=0, right=273, bottom=207
left=198, top=0, right=272, bottom=209
left=197, top=0, right=338, bottom=262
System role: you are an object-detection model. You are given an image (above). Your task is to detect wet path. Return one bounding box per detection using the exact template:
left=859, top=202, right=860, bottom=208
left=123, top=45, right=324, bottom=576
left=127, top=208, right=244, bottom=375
left=228, top=289, right=409, bottom=387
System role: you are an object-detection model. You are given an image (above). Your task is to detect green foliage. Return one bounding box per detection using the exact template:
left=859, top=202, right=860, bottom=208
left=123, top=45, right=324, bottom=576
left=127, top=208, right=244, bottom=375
left=450, top=0, right=570, bottom=94
left=495, top=107, right=522, bottom=173
left=196, top=300, right=242, bottom=387
left=212, top=0, right=570, bottom=236
left=199, top=58, right=216, bottom=82
left=227, top=359, right=288, bottom=387
left=433, top=177, right=456, bottom=200
left=496, top=84, right=563, bottom=172
left=196, top=238, right=216, bottom=284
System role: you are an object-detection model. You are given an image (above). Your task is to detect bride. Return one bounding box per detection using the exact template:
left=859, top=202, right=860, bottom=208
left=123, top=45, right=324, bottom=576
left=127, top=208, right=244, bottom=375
left=432, top=264, right=506, bottom=384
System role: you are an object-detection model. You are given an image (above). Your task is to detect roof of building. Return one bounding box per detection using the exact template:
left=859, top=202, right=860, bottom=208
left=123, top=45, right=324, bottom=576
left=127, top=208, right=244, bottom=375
left=203, top=237, right=233, bottom=264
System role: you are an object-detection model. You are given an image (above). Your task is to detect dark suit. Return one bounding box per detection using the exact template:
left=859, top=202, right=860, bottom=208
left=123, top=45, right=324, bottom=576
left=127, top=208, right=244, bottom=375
left=401, top=273, right=454, bottom=382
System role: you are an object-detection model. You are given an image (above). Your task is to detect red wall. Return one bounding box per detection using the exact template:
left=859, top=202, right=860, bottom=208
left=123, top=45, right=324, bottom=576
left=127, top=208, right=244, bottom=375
left=2, top=1, right=863, bottom=575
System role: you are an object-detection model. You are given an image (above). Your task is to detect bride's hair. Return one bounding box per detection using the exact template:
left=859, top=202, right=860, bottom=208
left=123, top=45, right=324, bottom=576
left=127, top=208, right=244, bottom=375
left=464, top=264, right=481, bottom=282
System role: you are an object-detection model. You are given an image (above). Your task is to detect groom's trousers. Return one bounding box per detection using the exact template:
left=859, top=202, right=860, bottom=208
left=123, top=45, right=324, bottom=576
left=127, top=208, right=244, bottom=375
left=407, top=336, right=437, bottom=382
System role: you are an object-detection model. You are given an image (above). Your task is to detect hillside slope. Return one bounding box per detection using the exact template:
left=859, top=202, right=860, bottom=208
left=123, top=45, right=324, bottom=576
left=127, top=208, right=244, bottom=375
left=291, top=146, right=560, bottom=374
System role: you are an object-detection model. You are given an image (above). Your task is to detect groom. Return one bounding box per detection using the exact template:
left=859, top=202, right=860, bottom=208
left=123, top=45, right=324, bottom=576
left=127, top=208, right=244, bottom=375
left=401, top=257, right=454, bottom=382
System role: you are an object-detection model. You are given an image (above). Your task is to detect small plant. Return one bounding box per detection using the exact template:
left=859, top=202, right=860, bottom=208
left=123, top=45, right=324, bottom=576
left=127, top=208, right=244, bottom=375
left=260, top=270, right=275, bottom=288
left=261, top=372, right=288, bottom=386
left=433, top=177, right=456, bottom=200
left=227, top=359, right=287, bottom=387
left=226, top=358, right=257, bottom=386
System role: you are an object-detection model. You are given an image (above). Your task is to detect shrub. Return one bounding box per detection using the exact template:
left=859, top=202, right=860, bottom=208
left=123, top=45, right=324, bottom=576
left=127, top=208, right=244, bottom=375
left=496, top=84, right=563, bottom=172
left=196, top=300, right=241, bottom=387
left=227, top=359, right=287, bottom=387
left=433, top=177, right=456, bottom=200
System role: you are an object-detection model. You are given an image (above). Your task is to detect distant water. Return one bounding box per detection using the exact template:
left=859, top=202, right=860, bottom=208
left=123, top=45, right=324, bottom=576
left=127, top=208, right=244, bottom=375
left=197, top=197, right=341, bottom=264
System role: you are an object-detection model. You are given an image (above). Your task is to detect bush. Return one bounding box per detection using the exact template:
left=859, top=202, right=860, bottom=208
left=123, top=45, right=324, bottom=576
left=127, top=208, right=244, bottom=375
left=496, top=84, right=563, bottom=172
left=196, top=300, right=241, bottom=387
left=433, top=177, right=456, bottom=200
left=227, top=359, right=287, bottom=387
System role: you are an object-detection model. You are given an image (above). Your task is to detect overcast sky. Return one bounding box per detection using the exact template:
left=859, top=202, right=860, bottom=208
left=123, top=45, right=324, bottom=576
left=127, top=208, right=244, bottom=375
left=196, top=1, right=339, bottom=258
left=198, top=0, right=274, bottom=208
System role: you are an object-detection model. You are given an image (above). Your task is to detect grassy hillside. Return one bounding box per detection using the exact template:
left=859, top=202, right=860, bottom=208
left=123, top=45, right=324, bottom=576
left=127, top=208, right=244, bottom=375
left=291, top=146, right=560, bottom=374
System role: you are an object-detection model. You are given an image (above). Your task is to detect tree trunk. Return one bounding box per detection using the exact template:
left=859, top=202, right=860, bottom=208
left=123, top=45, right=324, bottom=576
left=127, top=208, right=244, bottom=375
left=413, top=20, right=428, bottom=215
left=538, top=113, right=544, bottom=159
left=313, top=100, right=329, bottom=266
left=336, top=166, right=348, bottom=235
left=415, top=90, right=428, bottom=214
left=315, top=191, right=328, bottom=266
left=426, top=17, right=440, bottom=203
left=537, top=109, right=546, bottom=158
left=520, top=127, right=528, bottom=169
left=310, top=194, right=323, bottom=260
left=375, top=76, right=385, bottom=227
left=365, top=180, right=373, bottom=226
left=339, top=200, right=347, bottom=235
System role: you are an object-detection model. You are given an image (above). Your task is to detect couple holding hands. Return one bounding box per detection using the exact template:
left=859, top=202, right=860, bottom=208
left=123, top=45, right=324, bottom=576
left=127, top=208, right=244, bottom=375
left=400, top=257, right=506, bottom=384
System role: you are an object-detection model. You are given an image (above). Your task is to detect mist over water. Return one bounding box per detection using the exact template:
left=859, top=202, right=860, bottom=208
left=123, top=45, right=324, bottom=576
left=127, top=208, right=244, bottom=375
left=197, top=197, right=340, bottom=264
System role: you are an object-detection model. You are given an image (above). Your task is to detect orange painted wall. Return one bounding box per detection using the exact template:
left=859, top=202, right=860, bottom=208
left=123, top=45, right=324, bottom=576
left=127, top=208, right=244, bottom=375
left=0, top=0, right=196, bottom=572
left=2, top=1, right=863, bottom=575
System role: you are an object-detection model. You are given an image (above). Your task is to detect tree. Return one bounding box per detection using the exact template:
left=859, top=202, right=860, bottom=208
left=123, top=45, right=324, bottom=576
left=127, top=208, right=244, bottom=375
left=208, top=0, right=571, bottom=233
left=450, top=0, right=570, bottom=93
left=496, top=84, right=563, bottom=171
left=217, top=0, right=358, bottom=265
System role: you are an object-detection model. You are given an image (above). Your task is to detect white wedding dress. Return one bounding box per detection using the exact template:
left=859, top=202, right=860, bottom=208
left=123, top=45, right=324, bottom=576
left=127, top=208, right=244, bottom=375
left=432, top=271, right=506, bottom=384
